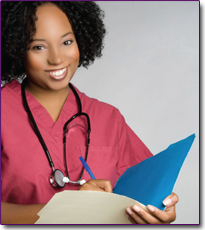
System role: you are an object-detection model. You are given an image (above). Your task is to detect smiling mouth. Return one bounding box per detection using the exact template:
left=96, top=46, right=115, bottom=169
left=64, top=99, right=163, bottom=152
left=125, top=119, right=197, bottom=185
left=47, top=67, right=68, bottom=80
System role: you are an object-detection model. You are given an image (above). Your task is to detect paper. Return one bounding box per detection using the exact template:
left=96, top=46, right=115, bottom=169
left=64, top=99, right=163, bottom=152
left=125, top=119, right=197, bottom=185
left=35, top=190, right=146, bottom=224
left=35, top=134, right=195, bottom=224
left=113, top=134, right=196, bottom=210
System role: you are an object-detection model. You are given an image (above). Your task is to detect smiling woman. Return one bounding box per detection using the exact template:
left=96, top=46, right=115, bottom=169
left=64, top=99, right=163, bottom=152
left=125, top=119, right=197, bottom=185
left=23, top=3, right=81, bottom=122
left=1, top=1, right=105, bottom=83
left=1, top=1, right=180, bottom=225
left=25, top=3, right=79, bottom=93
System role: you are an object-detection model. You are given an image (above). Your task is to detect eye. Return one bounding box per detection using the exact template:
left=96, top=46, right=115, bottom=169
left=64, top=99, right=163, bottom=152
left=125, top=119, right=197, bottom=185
left=63, top=40, right=73, bottom=46
left=32, top=45, right=44, bottom=50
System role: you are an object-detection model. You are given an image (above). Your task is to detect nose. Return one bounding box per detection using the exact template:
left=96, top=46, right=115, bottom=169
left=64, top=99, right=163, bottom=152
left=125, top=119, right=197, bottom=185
left=47, top=47, right=65, bottom=65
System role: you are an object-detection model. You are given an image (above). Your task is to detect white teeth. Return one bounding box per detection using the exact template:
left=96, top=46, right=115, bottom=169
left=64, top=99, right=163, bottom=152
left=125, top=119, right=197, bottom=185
left=50, top=68, right=66, bottom=76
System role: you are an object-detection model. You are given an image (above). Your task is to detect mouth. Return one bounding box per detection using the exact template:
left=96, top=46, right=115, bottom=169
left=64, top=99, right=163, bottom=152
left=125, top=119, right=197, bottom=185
left=46, top=66, right=68, bottom=80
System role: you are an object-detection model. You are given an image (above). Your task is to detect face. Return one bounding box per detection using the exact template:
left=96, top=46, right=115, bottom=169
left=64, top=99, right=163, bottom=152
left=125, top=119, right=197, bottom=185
left=24, top=3, right=80, bottom=92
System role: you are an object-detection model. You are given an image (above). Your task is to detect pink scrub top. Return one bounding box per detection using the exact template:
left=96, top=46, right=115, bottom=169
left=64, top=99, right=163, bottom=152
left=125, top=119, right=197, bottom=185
left=1, top=80, right=152, bottom=205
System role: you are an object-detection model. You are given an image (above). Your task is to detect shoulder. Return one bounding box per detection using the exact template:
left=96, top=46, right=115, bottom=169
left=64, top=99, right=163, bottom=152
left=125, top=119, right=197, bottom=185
left=1, top=80, right=22, bottom=112
left=73, top=84, right=123, bottom=120
left=1, top=80, right=21, bottom=99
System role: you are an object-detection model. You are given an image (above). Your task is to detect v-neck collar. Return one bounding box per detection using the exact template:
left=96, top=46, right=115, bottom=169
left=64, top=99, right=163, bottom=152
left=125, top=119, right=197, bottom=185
left=9, top=80, right=79, bottom=140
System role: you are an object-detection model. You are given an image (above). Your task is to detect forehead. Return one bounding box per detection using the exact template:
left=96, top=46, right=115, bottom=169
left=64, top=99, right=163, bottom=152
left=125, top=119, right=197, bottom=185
left=34, top=3, right=72, bottom=37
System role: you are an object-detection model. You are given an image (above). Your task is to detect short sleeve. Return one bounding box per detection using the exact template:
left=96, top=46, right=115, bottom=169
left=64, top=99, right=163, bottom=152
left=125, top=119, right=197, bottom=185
left=116, top=112, right=153, bottom=178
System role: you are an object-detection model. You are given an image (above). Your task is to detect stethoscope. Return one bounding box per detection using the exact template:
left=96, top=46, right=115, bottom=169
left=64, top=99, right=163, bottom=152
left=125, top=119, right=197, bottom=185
left=21, top=78, right=91, bottom=188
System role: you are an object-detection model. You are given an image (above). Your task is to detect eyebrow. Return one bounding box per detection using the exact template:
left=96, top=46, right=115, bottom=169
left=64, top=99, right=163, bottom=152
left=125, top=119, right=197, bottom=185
left=30, top=32, right=74, bottom=42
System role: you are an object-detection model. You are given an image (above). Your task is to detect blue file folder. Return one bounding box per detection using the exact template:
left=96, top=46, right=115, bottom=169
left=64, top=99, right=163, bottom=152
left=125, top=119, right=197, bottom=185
left=113, top=134, right=196, bottom=210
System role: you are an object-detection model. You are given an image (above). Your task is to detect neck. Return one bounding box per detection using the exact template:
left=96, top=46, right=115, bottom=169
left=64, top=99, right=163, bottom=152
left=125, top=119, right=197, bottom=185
left=24, top=79, right=70, bottom=123
left=25, top=79, right=70, bottom=103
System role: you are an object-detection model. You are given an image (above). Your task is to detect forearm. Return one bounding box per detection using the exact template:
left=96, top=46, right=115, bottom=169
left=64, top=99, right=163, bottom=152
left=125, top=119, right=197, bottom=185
left=1, top=201, right=46, bottom=224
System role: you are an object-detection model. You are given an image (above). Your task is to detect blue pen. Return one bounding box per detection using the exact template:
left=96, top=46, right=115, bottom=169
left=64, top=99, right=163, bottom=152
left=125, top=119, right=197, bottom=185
left=79, top=156, right=96, bottom=179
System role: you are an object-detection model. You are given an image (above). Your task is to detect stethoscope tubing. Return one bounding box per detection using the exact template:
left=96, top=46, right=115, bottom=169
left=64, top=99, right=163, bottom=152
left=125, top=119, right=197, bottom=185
left=21, top=79, right=55, bottom=170
left=63, top=112, right=91, bottom=180
left=21, top=78, right=91, bottom=187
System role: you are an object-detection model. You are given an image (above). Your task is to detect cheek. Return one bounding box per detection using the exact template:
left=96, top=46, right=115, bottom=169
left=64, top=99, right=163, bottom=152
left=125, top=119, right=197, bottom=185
left=67, top=45, right=80, bottom=63
left=25, top=53, right=45, bottom=71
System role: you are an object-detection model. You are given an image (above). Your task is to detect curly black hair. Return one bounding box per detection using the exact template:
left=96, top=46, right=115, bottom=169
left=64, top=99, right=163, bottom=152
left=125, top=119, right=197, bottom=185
left=1, top=1, right=106, bottom=83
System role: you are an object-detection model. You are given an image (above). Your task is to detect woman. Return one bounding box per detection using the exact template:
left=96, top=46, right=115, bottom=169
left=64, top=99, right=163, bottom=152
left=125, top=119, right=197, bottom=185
left=1, top=1, right=178, bottom=224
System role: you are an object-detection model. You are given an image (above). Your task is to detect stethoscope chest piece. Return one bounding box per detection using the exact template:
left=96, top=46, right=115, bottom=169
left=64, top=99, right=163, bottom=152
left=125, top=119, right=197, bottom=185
left=50, top=169, right=65, bottom=188
left=49, top=169, right=87, bottom=188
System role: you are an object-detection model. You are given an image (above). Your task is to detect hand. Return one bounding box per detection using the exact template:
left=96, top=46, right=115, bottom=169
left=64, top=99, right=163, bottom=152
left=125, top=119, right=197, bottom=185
left=78, top=179, right=112, bottom=193
left=126, top=192, right=179, bottom=224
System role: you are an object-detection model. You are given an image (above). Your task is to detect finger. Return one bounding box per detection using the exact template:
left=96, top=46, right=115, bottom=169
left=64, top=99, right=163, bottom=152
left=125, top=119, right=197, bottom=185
left=126, top=212, right=137, bottom=224
left=131, top=205, right=165, bottom=224
left=126, top=207, right=148, bottom=224
left=127, top=217, right=136, bottom=224
left=147, top=204, right=176, bottom=223
left=98, top=180, right=112, bottom=193
left=78, top=182, right=105, bottom=192
left=95, top=180, right=112, bottom=193
left=163, top=192, right=179, bottom=207
left=88, top=179, right=112, bottom=193
left=164, top=204, right=176, bottom=222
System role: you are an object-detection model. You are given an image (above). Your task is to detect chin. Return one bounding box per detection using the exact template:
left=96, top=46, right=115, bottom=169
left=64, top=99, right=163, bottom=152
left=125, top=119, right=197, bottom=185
left=48, top=78, right=71, bottom=91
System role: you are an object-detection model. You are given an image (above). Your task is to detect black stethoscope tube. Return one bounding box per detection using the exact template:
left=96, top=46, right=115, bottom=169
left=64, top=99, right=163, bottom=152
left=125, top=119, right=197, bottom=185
left=63, top=112, right=91, bottom=180
left=21, top=78, right=91, bottom=187
left=21, top=79, right=55, bottom=170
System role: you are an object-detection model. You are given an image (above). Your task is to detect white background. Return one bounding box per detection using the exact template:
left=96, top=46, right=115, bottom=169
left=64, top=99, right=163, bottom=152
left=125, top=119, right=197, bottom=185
left=72, top=1, right=200, bottom=225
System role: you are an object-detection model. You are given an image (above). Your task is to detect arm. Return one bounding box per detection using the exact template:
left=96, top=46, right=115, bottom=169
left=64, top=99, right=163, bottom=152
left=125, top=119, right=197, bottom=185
left=1, top=202, right=45, bottom=224
left=1, top=179, right=112, bottom=224
left=126, top=192, right=179, bottom=224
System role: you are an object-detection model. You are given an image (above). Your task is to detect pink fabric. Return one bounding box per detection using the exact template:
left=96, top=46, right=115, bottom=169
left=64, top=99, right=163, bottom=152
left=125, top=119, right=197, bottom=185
left=1, top=80, right=152, bottom=205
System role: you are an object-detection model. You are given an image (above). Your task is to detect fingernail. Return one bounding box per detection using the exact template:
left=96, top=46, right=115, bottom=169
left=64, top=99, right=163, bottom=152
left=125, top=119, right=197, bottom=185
left=147, top=205, right=155, bottom=212
left=125, top=213, right=130, bottom=218
left=163, top=198, right=172, bottom=206
left=126, top=207, right=133, bottom=215
left=132, top=205, right=140, bottom=213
